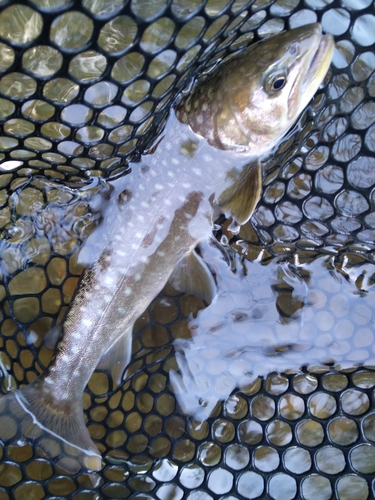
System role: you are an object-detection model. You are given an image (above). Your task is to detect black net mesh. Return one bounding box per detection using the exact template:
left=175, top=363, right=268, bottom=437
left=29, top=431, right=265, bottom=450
left=0, top=0, right=375, bottom=499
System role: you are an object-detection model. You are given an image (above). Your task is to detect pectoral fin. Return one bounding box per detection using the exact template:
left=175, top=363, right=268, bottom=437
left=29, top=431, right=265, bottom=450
left=168, top=250, right=217, bottom=304
left=217, top=158, right=262, bottom=225
left=97, top=326, right=133, bottom=385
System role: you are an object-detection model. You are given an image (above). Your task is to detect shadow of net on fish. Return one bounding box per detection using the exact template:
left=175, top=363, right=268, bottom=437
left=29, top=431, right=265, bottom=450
left=0, top=0, right=375, bottom=498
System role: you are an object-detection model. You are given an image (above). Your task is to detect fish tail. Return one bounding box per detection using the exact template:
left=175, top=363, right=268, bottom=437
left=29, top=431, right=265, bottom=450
left=0, top=376, right=102, bottom=471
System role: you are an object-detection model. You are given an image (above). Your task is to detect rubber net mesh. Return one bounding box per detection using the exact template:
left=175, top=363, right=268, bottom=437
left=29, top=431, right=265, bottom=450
left=0, top=0, right=375, bottom=499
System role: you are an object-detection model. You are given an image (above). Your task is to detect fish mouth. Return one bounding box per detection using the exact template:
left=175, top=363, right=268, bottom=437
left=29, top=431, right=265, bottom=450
left=304, top=35, right=335, bottom=87
left=288, top=27, right=334, bottom=119
left=302, top=31, right=335, bottom=94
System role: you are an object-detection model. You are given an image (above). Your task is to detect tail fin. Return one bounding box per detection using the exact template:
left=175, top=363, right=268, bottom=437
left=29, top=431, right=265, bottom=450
left=0, top=377, right=102, bottom=472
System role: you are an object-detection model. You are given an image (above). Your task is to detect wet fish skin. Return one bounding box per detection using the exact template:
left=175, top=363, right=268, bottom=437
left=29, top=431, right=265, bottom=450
left=0, top=24, right=334, bottom=471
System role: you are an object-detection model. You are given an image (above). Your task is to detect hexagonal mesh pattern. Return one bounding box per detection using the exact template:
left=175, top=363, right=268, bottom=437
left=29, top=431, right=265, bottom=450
left=0, top=0, right=267, bottom=179
left=0, top=0, right=375, bottom=499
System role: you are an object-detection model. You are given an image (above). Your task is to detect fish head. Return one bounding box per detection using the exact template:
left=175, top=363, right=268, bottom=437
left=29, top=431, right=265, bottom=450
left=178, top=23, right=334, bottom=155
left=232, top=23, right=335, bottom=151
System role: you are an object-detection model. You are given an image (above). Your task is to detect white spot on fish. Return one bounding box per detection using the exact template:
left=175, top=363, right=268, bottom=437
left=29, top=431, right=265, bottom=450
left=154, top=183, right=163, bottom=190
left=171, top=158, right=180, bottom=165
left=137, top=215, right=145, bottom=222
left=184, top=213, right=192, bottom=219
left=203, top=154, right=213, bottom=162
left=182, top=182, right=191, bottom=189
left=134, top=273, right=141, bottom=281
left=104, top=276, right=115, bottom=286
left=140, top=256, right=149, bottom=264
left=141, top=201, right=149, bottom=208
left=167, top=171, right=175, bottom=177
left=193, top=167, right=202, bottom=176
left=157, top=250, right=165, bottom=257
left=124, top=288, right=132, bottom=296
left=196, top=115, right=203, bottom=125
left=83, top=318, right=93, bottom=327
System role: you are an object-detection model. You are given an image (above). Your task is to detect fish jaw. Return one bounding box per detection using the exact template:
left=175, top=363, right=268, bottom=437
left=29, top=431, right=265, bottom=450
left=297, top=29, right=334, bottom=116
left=177, top=23, right=334, bottom=155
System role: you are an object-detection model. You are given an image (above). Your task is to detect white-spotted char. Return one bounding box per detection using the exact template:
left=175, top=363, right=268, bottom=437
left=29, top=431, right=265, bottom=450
left=0, top=24, right=334, bottom=470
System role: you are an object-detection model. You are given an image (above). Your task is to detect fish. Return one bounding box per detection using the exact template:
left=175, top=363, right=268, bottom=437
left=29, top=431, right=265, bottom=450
left=0, top=24, right=334, bottom=470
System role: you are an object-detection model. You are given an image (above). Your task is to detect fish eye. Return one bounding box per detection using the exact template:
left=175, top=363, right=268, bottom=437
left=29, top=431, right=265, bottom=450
left=264, top=71, right=288, bottom=94
left=271, top=75, right=286, bottom=91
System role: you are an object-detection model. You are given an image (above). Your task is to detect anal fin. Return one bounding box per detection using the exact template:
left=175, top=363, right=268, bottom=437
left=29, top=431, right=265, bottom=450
left=97, top=326, right=133, bottom=385
left=168, top=249, right=217, bottom=304
left=43, top=323, right=63, bottom=350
